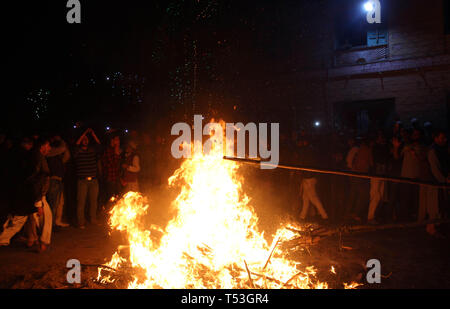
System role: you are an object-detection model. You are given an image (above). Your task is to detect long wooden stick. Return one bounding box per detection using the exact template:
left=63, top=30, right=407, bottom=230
left=224, top=156, right=450, bottom=189
left=263, top=236, right=280, bottom=271
left=243, top=260, right=255, bottom=289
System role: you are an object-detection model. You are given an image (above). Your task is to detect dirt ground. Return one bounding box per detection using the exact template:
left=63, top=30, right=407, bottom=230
left=1, top=219, right=449, bottom=289
left=0, top=224, right=120, bottom=289
left=291, top=223, right=450, bottom=289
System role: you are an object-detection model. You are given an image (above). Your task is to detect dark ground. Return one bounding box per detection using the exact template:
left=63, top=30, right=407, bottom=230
left=1, top=220, right=449, bottom=289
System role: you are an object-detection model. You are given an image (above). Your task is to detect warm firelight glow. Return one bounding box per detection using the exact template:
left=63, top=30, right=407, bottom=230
left=97, top=120, right=361, bottom=289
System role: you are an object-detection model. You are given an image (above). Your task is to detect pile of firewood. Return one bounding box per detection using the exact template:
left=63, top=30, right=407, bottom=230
left=281, top=219, right=450, bottom=248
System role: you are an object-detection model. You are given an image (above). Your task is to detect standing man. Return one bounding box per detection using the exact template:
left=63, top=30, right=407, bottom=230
left=297, top=136, right=328, bottom=222
left=46, top=135, right=70, bottom=227
left=1, top=138, right=53, bottom=252
left=101, top=134, right=121, bottom=206
left=121, top=141, right=141, bottom=192
left=329, top=133, right=347, bottom=223
left=73, top=128, right=101, bottom=229
left=424, top=130, right=449, bottom=236
left=348, top=137, right=373, bottom=223
left=395, top=129, right=424, bottom=221
left=368, top=132, right=390, bottom=224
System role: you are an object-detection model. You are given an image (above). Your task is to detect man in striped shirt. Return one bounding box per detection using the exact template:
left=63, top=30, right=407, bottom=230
left=73, top=128, right=101, bottom=229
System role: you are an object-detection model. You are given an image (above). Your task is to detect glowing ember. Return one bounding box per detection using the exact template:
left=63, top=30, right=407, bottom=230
left=330, top=266, right=336, bottom=275
left=344, top=282, right=364, bottom=289
left=98, top=121, right=361, bottom=289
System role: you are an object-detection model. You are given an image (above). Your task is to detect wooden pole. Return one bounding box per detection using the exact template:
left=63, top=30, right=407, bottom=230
left=223, top=156, right=450, bottom=189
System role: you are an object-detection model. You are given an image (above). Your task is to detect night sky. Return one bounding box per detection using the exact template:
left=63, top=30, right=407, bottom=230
left=6, top=1, right=307, bottom=132
left=4, top=0, right=404, bottom=134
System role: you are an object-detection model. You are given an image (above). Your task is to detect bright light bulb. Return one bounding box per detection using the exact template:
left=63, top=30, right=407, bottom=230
left=364, top=1, right=374, bottom=12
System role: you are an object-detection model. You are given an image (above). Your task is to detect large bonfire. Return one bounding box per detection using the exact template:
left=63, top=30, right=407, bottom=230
left=97, top=121, right=359, bottom=289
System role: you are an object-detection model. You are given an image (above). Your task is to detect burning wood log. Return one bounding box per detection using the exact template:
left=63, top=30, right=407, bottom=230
left=285, top=219, right=450, bottom=246
left=229, top=264, right=314, bottom=289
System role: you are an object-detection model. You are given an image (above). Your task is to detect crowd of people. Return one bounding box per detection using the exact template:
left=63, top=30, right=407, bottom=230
left=278, top=121, right=449, bottom=237
left=0, top=127, right=173, bottom=252
left=0, top=120, right=449, bottom=253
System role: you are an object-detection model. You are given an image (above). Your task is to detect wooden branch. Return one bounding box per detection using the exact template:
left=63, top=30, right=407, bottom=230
left=224, top=156, right=450, bottom=189
left=284, top=219, right=450, bottom=246
left=232, top=265, right=295, bottom=288
left=81, top=264, right=119, bottom=272
left=282, top=271, right=304, bottom=288
left=263, top=236, right=280, bottom=271
left=243, top=260, right=255, bottom=289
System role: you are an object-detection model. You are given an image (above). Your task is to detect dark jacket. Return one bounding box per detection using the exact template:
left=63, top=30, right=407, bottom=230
left=10, top=150, right=50, bottom=216
left=47, top=154, right=65, bottom=179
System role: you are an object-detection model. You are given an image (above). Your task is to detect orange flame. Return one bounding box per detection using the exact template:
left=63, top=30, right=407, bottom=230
left=98, top=120, right=361, bottom=289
